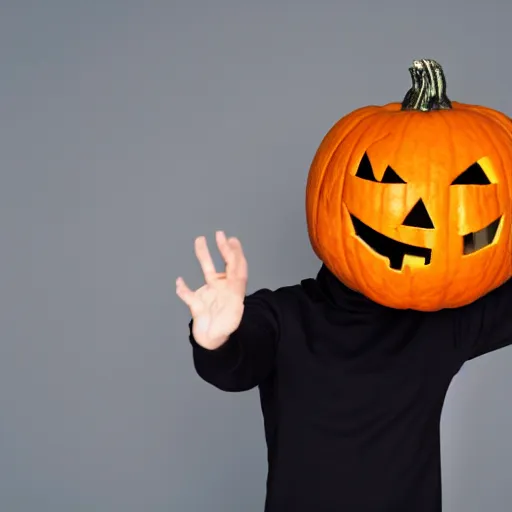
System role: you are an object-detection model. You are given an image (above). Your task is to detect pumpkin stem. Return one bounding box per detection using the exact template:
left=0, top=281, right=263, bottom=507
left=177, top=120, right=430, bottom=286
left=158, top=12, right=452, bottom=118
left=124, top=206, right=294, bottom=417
left=401, top=59, right=452, bottom=112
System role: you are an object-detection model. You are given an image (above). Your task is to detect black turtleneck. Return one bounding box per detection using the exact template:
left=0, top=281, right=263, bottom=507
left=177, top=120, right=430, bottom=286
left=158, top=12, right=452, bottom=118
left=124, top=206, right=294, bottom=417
left=189, top=265, right=512, bottom=512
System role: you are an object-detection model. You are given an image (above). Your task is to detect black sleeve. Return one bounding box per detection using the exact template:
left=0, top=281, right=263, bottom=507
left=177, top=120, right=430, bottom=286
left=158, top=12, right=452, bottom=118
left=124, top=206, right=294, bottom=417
left=188, top=288, right=280, bottom=392
left=455, top=278, right=512, bottom=361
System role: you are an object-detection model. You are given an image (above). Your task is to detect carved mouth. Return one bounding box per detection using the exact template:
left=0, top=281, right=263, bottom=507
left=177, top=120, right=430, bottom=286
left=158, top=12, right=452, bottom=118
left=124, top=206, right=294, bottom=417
left=350, top=214, right=432, bottom=270
left=463, top=216, right=501, bottom=255
left=350, top=214, right=502, bottom=270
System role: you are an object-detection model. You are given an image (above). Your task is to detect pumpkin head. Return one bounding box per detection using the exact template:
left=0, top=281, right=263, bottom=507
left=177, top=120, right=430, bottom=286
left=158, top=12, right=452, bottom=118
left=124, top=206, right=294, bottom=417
left=306, top=59, right=512, bottom=311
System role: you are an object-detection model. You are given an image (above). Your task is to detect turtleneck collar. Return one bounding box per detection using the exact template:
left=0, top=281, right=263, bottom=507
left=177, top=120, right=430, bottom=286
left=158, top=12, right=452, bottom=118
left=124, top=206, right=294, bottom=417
left=309, top=264, right=389, bottom=314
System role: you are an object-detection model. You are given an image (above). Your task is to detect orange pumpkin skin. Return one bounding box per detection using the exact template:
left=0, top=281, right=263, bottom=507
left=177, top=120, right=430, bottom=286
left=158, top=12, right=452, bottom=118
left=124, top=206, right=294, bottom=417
left=306, top=60, right=512, bottom=311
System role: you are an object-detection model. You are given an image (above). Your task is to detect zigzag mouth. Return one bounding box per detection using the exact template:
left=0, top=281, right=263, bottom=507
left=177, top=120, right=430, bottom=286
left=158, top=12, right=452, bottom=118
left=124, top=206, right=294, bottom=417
left=350, top=214, right=502, bottom=270
left=350, top=214, right=431, bottom=270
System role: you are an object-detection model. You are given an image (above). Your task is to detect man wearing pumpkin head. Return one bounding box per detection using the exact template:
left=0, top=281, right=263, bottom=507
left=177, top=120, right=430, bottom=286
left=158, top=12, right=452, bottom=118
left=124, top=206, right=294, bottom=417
left=176, top=59, right=512, bottom=511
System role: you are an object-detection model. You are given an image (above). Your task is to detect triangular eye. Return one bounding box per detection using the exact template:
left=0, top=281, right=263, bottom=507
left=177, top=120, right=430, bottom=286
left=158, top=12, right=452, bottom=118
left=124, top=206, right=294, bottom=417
left=355, top=153, right=406, bottom=183
left=381, top=165, right=406, bottom=184
left=355, top=152, right=378, bottom=182
left=451, top=162, right=491, bottom=185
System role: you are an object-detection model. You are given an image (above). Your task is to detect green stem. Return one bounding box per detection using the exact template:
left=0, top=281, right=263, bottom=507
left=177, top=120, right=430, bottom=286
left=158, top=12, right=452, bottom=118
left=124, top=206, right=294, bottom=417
left=401, top=59, right=452, bottom=112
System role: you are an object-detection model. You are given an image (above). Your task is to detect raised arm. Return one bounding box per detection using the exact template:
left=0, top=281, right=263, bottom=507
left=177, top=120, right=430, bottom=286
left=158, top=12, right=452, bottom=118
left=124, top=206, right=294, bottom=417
left=176, top=231, right=279, bottom=391
left=455, top=278, right=512, bottom=361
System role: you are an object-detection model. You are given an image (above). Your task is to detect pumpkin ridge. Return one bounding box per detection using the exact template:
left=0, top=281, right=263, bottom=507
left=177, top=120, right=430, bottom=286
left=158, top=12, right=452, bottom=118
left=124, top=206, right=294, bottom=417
left=308, top=109, right=379, bottom=252
left=437, top=112, right=457, bottom=305
left=323, top=115, right=395, bottom=288
left=307, top=109, right=375, bottom=236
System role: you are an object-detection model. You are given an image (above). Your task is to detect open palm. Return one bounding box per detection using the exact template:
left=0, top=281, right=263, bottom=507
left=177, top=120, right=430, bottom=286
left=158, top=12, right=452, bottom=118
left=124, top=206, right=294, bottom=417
left=176, top=231, right=248, bottom=350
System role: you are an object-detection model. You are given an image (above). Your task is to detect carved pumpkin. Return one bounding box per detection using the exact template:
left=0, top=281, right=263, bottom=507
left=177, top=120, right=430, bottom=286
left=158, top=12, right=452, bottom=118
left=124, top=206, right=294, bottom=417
left=306, top=59, right=512, bottom=311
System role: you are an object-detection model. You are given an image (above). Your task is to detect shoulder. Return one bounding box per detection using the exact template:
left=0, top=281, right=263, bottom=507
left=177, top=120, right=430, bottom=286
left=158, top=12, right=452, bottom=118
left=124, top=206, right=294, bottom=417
left=449, top=277, right=512, bottom=359
left=244, top=275, right=320, bottom=315
left=455, top=277, right=512, bottom=319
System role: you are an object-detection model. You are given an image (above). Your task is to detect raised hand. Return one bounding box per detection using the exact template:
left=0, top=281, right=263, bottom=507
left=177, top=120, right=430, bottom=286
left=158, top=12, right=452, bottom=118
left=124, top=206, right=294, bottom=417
left=176, top=231, right=248, bottom=350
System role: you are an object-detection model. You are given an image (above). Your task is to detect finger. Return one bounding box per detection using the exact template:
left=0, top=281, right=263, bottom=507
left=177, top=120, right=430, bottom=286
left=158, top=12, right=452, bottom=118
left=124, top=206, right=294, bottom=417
left=216, top=231, right=236, bottom=274
left=227, top=237, right=248, bottom=280
left=175, top=277, right=196, bottom=307
left=194, top=236, right=218, bottom=284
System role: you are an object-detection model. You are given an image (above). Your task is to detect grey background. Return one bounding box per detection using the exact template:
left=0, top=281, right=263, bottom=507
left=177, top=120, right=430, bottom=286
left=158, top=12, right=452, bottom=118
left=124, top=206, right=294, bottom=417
left=1, top=1, right=512, bottom=511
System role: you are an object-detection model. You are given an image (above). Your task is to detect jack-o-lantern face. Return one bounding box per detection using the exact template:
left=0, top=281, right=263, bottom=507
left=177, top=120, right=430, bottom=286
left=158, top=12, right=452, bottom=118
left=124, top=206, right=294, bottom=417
left=306, top=59, right=512, bottom=311
left=350, top=152, right=502, bottom=270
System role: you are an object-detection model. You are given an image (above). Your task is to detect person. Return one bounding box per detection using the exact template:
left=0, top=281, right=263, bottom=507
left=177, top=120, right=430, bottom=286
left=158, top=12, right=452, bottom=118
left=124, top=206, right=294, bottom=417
left=176, top=230, right=512, bottom=512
